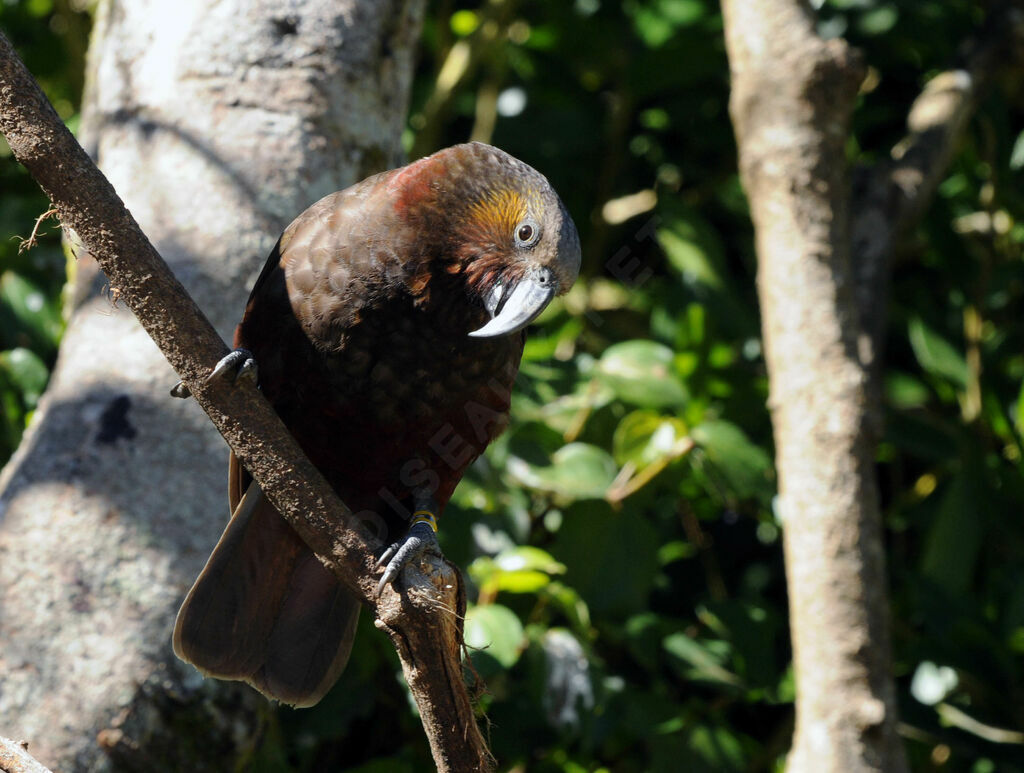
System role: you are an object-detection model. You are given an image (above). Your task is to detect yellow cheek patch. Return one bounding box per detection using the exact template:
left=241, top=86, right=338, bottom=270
left=468, top=188, right=538, bottom=236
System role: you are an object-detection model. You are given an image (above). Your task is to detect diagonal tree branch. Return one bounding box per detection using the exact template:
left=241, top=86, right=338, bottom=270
left=0, top=737, right=52, bottom=773
left=0, top=30, right=491, bottom=773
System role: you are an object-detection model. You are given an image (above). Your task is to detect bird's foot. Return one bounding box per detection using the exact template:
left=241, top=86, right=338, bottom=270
left=170, top=348, right=258, bottom=398
left=208, top=348, right=258, bottom=384
left=376, top=506, right=441, bottom=596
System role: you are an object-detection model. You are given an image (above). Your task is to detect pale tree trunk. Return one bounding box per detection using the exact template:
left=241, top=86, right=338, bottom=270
left=722, top=1, right=1023, bottom=771
left=0, top=0, right=424, bottom=768
left=724, top=8, right=901, bottom=769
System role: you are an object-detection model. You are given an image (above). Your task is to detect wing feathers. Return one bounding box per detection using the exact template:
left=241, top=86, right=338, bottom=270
left=173, top=470, right=360, bottom=706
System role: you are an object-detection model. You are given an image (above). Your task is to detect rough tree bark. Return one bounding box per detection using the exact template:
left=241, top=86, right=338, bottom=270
left=722, top=1, right=1024, bottom=771
left=0, top=0, right=426, bottom=768
left=0, top=737, right=52, bottom=773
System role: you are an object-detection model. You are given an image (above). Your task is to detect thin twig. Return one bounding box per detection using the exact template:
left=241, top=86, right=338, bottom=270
left=15, top=207, right=58, bottom=253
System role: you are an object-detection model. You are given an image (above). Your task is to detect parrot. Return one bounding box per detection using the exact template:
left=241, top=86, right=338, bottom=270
left=172, top=142, right=581, bottom=708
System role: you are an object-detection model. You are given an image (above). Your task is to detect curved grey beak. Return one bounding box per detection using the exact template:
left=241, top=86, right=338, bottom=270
left=469, top=267, right=557, bottom=338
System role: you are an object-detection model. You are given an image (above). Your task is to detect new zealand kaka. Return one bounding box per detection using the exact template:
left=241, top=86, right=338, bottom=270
left=173, top=142, right=581, bottom=707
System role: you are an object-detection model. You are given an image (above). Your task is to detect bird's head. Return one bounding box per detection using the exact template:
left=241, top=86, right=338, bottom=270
left=398, top=142, right=581, bottom=338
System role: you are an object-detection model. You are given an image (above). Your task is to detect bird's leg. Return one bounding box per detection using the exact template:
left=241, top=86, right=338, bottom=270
left=170, top=348, right=257, bottom=398
left=376, top=495, right=442, bottom=596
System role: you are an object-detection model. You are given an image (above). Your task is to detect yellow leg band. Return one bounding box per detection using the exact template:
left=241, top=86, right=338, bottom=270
left=410, top=510, right=438, bottom=532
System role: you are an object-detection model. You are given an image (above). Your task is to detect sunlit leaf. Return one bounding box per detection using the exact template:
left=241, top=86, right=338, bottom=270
left=494, top=545, right=566, bottom=574
left=507, top=442, right=617, bottom=500
left=613, top=409, right=689, bottom=467
left=470, top=546, right=566, bottom=596
left=596, top=340, right=688, bottom=409
left=0, top=271, right=63, bottom=354
left=663, top=632, right=741, bottom=688
left=465, top=604, right=525, bottom=669
left=513, top=377, right=615, bottom=436
left=495, top=570, right=551, bottom=593
left=1009, top=130, right=1024, bottom=171
left=0, top=347, right=49, bottom=408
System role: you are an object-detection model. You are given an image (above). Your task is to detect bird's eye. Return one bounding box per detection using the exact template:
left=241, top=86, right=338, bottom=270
left=515, top=219, right=540, bottom=248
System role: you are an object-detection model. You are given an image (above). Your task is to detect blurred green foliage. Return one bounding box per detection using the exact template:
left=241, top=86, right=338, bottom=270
left=0, top=0, right=86, bottom=460
left=3, top=0, right=1024, bottom=770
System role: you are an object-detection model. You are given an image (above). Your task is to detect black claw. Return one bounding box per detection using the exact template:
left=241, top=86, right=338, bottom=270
left=170, top=381, right=191, bottom=398
left=375, top=520, right=440, bottom=596
left=170, top=349, right=257, bottom=399
left=207, top=348, right=258, bottom=385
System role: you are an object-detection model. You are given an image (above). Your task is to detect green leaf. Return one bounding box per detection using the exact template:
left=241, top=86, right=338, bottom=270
left=698, top=601, right=782, bottom=689
left=658, top=540, right=696, bottom=565
left=690, top=420, right=773, bottom=502
left=514, top=377, right=615, bottom=436
left=1010, top=130, right=1024, bottom=171
left=920, top=468, right=987, bottom=595
left=25, top=0, right=54, bottom=18
left=663, top=632, right=741, bottom=689
left=507, top=442, right=617, bottom=500
left=657, top=724, right=747, bottom=772
left=626, top=0, right=705, bottom=47
left=613, top=410, right=689, bottom=467
left=499, top=421, right=565, bottom=470
left=494, top=545, right=566, bottom=574
left=464, top=604, right=525, bottom=669
left=624, top=612, right=672, bottom=671
left=596, top=340, right=688, bottom=409
left=522, top=316, right=584, bottom=362
left=658, top=220, right=725, bottom=291
left=0, top=347, right=49, bottom=408
left=885, top=371, right=931, bottom=409
left=492, top=570, right=551, bottom=594
left=549, top=501, right=660, bottom=617
left=0, top=272, right=63, bottom=355
left=543, top=581, right=592, bottom=635
left=856, top=4, right=898, bottom=36
left=908, top=316, right=969, bottom=389
left=470, top=547, right=566, bottom=596
left=1015, top=380, right=1024, bottom=435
